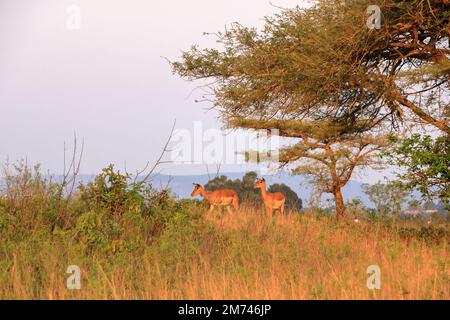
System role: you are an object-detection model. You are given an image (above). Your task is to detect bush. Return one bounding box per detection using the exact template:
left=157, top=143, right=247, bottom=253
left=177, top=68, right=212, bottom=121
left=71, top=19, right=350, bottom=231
left=398, top=226, right=450, bottom=245
left=78, top=164, right=147, bottom=217
left=75, top=211, right=121, bottom=251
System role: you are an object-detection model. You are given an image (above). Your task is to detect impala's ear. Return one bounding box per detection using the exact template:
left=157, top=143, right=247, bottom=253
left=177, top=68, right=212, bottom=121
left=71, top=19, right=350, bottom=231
left=262, top=178, right=266, bottom=182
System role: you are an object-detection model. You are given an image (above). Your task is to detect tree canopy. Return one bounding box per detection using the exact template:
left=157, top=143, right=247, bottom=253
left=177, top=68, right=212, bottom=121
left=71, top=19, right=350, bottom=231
left=362, top=181, right=410, bottom=216
left=172, top=0, right=449, bottom=133
left=384, top=134, right=450, bottom=207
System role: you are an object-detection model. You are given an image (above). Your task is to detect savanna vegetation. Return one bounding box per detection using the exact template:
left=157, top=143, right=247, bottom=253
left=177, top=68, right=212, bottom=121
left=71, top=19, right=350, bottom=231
left=0, top=162, right=448, bottom=300
left=1, top=0, right=449, bottom=300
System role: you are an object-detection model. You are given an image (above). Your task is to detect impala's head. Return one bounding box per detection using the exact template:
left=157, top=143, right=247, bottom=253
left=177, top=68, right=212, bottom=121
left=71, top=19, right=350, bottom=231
left=254, top=178, right=266, bottom=190
left=191, top=184, right=204, bottom=197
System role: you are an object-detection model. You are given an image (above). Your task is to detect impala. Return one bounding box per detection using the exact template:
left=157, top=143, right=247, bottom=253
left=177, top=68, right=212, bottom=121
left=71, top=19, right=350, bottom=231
left=254, top=178, right=285, bottom=218
left=191, top=184, right=239, bottom=214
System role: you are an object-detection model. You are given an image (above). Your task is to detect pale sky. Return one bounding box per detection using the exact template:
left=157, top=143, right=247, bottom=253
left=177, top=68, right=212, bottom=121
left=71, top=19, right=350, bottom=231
left=0, top=0, right=390, bottom=182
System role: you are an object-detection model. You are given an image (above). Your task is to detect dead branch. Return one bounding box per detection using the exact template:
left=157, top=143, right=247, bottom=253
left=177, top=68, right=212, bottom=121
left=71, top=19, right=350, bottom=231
left=139, top=120, right=177, bottom=185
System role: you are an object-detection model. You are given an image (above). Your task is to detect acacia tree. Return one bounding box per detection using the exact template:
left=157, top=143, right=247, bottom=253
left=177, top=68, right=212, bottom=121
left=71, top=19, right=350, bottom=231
left=362, top=181, right=410, bottom=217
left=235, top=119, right=386, bottom=218
left=172, top=0, right=449, bottom=133
left=171, top=0, right=447, bottom=216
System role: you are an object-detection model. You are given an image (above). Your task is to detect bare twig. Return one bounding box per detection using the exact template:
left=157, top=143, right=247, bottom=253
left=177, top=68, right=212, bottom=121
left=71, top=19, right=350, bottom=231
left=140, top=120, right=177, bottom=184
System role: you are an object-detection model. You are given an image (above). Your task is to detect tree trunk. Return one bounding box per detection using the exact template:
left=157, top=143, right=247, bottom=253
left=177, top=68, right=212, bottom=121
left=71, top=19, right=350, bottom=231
left=334, top=188, right=346, bottom=219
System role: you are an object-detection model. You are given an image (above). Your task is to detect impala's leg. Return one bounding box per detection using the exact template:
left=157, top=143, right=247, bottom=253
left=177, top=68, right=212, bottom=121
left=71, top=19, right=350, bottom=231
left=232, top=196, right=239, bottom=214
left=268, top=206, right=273, bottom=220
left=208, top=205, right=215, bottom=215
left=226, top=205, right=233, bottom=215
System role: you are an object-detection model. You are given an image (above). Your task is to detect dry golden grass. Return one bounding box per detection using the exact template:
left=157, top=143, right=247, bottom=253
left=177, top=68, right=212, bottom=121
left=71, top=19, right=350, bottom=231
left=1, top=205, right=448, bottom=300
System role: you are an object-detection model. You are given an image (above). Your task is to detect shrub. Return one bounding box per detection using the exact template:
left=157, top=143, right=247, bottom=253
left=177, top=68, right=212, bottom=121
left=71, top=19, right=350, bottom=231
left=75, top=210, right=122, bottom=252
left=398, top=226, right=450, bottom=245
left=78, top=165, right=147, bottom=217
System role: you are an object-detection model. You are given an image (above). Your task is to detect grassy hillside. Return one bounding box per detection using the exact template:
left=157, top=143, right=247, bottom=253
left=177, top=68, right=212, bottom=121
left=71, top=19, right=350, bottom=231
left=0, top=164, right=448, bottom=300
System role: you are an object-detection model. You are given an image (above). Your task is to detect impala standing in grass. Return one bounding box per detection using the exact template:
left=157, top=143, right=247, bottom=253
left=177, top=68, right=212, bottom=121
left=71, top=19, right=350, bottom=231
left=254, top=178, right=286, bottom=218
left=191, top=184, right=239, bottom=215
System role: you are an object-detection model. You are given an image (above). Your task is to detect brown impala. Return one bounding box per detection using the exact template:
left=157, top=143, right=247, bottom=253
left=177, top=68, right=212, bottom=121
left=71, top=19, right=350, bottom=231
left=254, top=178, right=285, bottom=218
left=191, top=184, right=239, bottom=214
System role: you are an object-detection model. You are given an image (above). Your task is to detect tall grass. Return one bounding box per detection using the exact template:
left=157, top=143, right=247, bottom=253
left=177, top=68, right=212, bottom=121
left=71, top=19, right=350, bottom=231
left=0, top=163, right=448, bottom=300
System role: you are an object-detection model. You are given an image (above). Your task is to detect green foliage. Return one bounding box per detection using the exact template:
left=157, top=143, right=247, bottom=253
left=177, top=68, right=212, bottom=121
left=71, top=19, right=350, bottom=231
left=75, top=210, right=122, bottom=251
left=347, top=198, right=363, bottom=210
left=398, top=227, right=450, bottom=245
left=78, top=164, right=148, bottom=216
left=0, top=162, right=182, bottom=250
left=384, top=134, right=450, bottom=208
left=362, top=181, right=410, bottom=217
left=0, top=161, right=64, bottom=234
